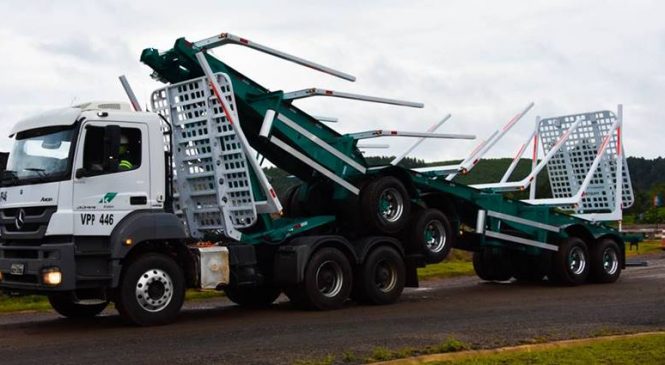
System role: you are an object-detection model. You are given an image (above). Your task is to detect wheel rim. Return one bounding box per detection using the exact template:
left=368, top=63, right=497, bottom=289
left=374, top=259, right=398, bottom=293
left=135, top=268, right=174, bottom=313
left=602, top=247, right=619, bottom=275
left=378, top=188, right=404, bottom=223
left=424, top=219, right=447, bottom=253
left=568, top=246, right=587, bottom=275
left=315, top=260, right=344, bottom=298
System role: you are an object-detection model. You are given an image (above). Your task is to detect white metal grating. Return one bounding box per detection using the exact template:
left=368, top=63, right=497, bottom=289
left=538, top=111, right=633, bottom=214
left=151, top=73, right=257, bottom=238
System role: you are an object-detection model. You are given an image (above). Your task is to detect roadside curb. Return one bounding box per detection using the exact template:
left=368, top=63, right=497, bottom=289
left=371, top=331, right=665, bottom=365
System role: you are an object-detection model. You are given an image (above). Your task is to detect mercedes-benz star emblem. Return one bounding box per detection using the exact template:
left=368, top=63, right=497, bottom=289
left=15, top=209, right=25, bottom=230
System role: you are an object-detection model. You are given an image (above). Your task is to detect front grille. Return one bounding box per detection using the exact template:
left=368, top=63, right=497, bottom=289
left=0, top=206, right=57, bottom=240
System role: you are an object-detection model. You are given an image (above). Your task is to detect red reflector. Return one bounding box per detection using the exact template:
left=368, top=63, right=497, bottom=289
left=473, top=159, right=479, bottom=165
left=391, top=131, right=397, bottom=135
left=293, top=224, right=302, bottom=229
left=325, top=90, right=333, bottom=95
left=269, top=188, right=276, bottom=198
left=240, top=38, right=249, bottom=44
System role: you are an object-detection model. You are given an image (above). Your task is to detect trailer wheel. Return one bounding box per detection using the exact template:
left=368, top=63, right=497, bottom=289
left=291, top=247, right=352, bottom=310
left=410, top=208, right=453, bottom=263
left=224, top=285, right=281, bottom=307
left=115, top=253, right=185, bottom=326
left=589, top=238, right=622, bottom=284
left=360, top=176, right=411, bottom=235
left=472, top=248, right=512, bottom=282
left=549, top=237, right=590, bottom=286
left=48, top=293, right=108, bottom=319
left=353, top=246, right=405, bottom=305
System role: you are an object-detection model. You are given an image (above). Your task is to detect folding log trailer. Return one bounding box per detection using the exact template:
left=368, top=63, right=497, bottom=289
left=140, top=31, right=632, bottom=297
left=0, top=31, right=634, bottom=326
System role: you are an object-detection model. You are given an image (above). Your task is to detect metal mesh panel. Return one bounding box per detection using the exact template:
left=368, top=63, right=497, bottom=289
left=151, top=73, right=256, bottom=238
left=539, top=111, right=633, bottom=213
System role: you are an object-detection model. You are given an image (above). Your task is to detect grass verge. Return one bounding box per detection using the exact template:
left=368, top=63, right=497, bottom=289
left=421, top=332, right=665, bottom=365
left=292, top=337, right=469, bottom=365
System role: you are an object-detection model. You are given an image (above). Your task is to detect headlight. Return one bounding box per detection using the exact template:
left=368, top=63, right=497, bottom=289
left=42, top=267, right=62, bottom=286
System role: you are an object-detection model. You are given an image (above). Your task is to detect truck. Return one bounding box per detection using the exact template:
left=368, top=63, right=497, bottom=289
left=0, top=32, right=632, bottom=325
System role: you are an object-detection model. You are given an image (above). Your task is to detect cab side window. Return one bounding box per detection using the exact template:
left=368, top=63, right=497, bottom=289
left=82, top=126, right=141, bottom=175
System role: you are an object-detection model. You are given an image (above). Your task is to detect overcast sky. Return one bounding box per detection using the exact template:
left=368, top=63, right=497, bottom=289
left=0, top=0, right=662, bottom=162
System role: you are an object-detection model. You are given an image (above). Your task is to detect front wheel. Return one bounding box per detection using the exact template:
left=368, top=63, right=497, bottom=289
left=353, top=246, right=405, bottom=305
left=48, top=293, right=108, bottom=319
left=115, top=253, right=185, bottom=326
left=589, top=238, right=622, bottom=283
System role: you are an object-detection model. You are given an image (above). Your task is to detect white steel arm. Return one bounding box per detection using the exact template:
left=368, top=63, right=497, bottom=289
left=118, top=75, right=142, bottom=112
left=446, top=102, right=534, bottom=181
left=391, top=114, right=451, bottom=166
left=283, top=88, right=424, bottom=108
left=472, top=116, right=583, bottom=191
left=194, top=33, right=356, bottom=82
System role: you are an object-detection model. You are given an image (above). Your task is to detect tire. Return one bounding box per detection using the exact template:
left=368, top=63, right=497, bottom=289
left=115, top=253, right=185, bottom=326
left=472, top=248, right=512, bottom=282
left=409, top=209, right=453, bottom=264
left=549, top=237, right=590, bottom=286
left=291, top=247, right=353, bottom=310
left=511, top=252, right=546, bottom=282
left=589, top=238, right=622, bottom=283
left=48, top=293, right=108, bottom=319
left=224, top=285, right=281, bottom=308
left=353, top=246, right=405, bottom=305
left=360, top=176, right=411, bottom=235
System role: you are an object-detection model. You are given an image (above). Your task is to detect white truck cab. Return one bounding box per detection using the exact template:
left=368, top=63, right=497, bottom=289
left=0, top=102, right=201, bottom=325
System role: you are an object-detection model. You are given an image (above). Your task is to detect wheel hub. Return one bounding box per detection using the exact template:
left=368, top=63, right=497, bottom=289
left=378, top=188, right=404, bottom=223
left=135, top=269, right=174, bottom=313
left=374, top=260, right=397, bottom=293
left=568, top=247, right=587, bottom=275
left=316, top=260, right=343, bottom=298
left=424, top=220, right=447, bottom=253
left=602, top=247, right=619, bottom=275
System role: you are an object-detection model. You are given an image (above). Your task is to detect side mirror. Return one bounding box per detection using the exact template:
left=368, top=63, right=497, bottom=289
left=103, top=125, right=121, bottom=172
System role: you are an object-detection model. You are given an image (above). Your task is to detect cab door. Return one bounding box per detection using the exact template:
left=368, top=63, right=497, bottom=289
left=72, top=121, right=150, bottom=236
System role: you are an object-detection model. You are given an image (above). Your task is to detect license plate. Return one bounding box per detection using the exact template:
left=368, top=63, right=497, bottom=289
left=10, top=263, right=24, bottom=275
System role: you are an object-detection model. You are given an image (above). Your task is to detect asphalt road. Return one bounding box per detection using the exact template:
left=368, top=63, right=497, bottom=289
left=1, top=253, right=664, bottom=365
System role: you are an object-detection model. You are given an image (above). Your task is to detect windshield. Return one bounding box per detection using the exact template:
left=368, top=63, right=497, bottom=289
left=3, top=125, right=77, bottom=186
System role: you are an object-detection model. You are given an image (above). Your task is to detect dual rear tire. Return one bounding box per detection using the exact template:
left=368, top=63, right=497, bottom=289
left=287, top=245, right=406, bottom=310
left=473, top=237, right=622, bottom=286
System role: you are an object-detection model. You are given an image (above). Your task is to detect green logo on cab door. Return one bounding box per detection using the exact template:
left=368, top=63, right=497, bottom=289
left=99, top=192, right=118, bottom=204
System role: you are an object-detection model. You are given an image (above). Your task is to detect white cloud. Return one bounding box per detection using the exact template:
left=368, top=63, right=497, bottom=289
left=0, top=0, right=662, bottom=162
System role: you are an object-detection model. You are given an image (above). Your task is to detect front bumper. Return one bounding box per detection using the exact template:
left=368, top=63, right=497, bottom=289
left=0, top=242, right=76, bottom=292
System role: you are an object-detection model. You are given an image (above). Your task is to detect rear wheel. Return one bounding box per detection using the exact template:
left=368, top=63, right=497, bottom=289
left=409, top=209, right=453, bottom=263
left=48, top=293, right=108, bottom=319
left=353, top=246, right=405, bottom=305
left=549, top=237, right=590, bottom=286
left=115, top=253, right=185, bottom=326
left=289, top=248, right=353, bottom=310
left=589, top=238, right=622, bottom=283
left=224, top=285, right=281, bottom=308
left=360, top=176, right=411, bottom=235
